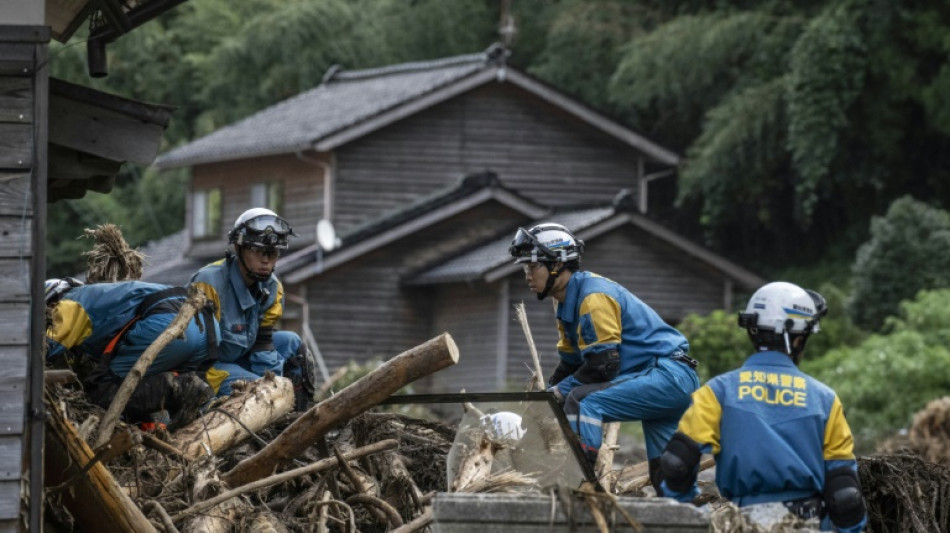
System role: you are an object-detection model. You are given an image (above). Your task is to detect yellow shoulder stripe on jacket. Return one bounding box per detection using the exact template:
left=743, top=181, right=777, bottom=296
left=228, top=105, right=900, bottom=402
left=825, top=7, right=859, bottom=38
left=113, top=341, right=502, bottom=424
left=193, top=281, right=221, bottom=321
left=823, top=395, right=856, bottom=460
left=678, top=385, right=723, bottom=455
left=48, top=300, right=93, bottom=349
left=577, top=292, right=622, bottom=350
left=261, top=281, right=284, bottom=328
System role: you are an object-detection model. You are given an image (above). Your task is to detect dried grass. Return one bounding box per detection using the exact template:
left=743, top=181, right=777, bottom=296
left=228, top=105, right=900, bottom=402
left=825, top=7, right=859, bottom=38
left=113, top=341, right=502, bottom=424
left=82, top=224, right=144, bottom=283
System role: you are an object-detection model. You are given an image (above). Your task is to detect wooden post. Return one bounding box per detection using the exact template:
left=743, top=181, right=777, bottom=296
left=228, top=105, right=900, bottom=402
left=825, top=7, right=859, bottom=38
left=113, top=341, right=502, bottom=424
left=44, top=391, right=157, bottom=533
left=222, top=333, right=460, bottom=487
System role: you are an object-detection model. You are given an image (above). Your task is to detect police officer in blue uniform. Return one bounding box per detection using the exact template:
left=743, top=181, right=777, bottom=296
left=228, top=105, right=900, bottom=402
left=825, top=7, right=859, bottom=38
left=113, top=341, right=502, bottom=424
left=45, top=278, right=219, bottom=429
left=191, top=208, right=317, bottom=407
left=660, top=281, right=867, bottom=532
left=509, top=223, right=700, bottom=494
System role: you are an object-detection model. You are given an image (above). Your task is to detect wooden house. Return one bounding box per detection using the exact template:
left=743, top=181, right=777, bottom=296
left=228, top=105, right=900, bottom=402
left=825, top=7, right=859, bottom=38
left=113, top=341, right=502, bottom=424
left=152, top=46, right=765, bottom=394
left=0, top=0, right=184, bottom=529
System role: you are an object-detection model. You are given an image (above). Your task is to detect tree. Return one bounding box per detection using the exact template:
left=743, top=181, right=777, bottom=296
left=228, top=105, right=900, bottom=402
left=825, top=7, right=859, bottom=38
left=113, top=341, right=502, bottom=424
left=804, top=289, right=950, bottom=450
left=848, top=196, right=950, bottom=330
left=606, top=0, right=950, bottom=269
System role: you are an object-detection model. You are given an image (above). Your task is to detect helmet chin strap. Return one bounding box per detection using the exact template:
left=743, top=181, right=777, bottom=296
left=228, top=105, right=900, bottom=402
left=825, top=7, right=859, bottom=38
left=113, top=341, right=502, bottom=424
left=235, top=246, right=274, bottom=283
left=536, top=262, right=563, bottom=301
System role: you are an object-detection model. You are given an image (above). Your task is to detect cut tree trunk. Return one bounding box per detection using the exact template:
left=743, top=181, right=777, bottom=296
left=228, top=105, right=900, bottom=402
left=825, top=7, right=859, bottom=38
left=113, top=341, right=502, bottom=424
left=170, top=373, right=294, bottom=460
left=44, top=390, right=157, bottom=533
left=223, top=333, right=459, bottom=487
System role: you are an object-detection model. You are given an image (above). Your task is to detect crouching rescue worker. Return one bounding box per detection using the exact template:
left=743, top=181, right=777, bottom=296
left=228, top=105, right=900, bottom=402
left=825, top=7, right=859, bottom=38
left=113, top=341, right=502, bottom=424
left=45, top=278, right=220, bottom=430
left=509, top=223, right=700, bottom=495
left=191, top=208, right=318, bottom=409
left=660, top=281, right=867, bottom=532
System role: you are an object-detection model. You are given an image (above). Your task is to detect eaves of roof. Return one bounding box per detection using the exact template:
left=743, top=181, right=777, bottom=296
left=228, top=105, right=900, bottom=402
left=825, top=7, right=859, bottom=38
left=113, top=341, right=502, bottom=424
left=404, top=205, right=765, bottom=291
left=277, top=172, right=548, bottom=285
left=155, top=47, right=680, bottom=169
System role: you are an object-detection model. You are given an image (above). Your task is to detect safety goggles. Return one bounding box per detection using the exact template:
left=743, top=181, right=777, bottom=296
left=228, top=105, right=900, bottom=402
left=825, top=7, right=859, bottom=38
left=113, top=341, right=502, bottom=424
left=243, top=214, right=294, bottom=236
left=509, top=227, right=557, bottom=263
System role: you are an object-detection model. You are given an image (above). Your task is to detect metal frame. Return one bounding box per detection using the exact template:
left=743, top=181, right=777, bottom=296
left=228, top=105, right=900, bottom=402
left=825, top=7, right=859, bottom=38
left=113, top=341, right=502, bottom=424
left=380, top=391, right=598, bottom=484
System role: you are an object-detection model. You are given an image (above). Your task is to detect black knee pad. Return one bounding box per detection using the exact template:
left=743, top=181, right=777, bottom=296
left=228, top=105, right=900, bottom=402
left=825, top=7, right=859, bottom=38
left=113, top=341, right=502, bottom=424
left=660, top=432, right=701, bottom=493
left=824, top=466, right=866, bottom=528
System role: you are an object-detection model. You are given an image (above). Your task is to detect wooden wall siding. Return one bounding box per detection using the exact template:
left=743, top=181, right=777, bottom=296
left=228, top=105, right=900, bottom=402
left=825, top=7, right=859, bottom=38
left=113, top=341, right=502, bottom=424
left=189, top=154, right=327, bottom=258
left=333, top=83, right=643, bottom=233
left=296, top=203, right=528, bottom=377
left=299, top=257, right=434, bottom=373
left=423, top=282, right=503, bottom=393
left=0, top=30, right=40, bottom=529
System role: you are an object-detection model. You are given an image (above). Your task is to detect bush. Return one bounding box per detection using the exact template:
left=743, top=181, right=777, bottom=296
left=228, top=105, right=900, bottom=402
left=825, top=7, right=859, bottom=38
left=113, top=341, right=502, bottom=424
left=678, top=310, right=749, bottom=382
left=848, top=196, right=950, bottom=331
left=803, top=289, right=950, bottom=451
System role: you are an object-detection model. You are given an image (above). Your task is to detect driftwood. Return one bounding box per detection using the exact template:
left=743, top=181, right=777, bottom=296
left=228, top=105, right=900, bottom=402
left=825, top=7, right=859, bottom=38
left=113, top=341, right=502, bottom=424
left=595, top=422, right=621, bottom=490
left=615, top=455, right=716, bottom=494
left=45, top=368, right=78, bottom=384
left=182, top=457, right=248, bottom=533
left=174, top=439, right=399, bottom=524
left=170, top=373, right=295, bottom=460
left=514, top=302, right=546, bottom=391
left=44, top=390, right=157, bottom=533
left=223, top=333, right=460, bottom=487
left=94, top=287, right=207, bottom=448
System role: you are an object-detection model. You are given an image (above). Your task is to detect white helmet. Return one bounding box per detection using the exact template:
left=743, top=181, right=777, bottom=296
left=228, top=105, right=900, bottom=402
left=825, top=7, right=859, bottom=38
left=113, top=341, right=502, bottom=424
left=739, top=281, right=826, bottom=335
left=228, top=208, right=296, bottom=250
left=45, top=277, right=83, bottom=305
left=509, top=223, right=584, bottom=264
left=480, top=411, right=526, bottom=446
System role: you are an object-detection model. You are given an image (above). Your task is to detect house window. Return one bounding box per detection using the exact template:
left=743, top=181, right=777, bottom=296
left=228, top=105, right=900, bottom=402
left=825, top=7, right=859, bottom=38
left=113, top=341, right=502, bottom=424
left=192, top=188, right=221, bottom=238
left=251, top=182, right=283, bottom=214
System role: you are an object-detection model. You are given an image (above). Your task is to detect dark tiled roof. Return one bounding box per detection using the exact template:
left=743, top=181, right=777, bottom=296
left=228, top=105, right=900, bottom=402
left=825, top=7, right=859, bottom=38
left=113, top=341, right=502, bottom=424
left=155, top=52, right=490, bottom=168
left=278, top=172, right=547, bottom=284
left=403, top=206, right=615, bottom=285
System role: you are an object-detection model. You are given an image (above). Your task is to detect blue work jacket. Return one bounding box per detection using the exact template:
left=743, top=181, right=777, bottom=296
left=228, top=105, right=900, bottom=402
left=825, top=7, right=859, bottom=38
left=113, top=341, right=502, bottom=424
left=191, top=258, right=284, bottom=364
left=555, top=271, right=689, bottom=375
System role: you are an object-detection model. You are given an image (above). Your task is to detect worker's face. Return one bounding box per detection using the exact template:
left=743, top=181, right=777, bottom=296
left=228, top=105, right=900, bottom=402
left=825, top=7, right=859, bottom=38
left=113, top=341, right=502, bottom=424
left=239, top=246, right=279, bottom=280
left=522, top=262, right=551, bottom=294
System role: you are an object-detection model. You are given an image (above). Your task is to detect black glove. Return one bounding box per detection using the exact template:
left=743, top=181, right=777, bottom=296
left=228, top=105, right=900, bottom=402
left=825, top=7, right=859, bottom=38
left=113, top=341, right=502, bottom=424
left=548, top=360, right=581, bottom=387
left=168, top=372, right=214, bottom=430
left=573, top=350, right=620, bottom=384
left=250, top=326, right=276, bottom=353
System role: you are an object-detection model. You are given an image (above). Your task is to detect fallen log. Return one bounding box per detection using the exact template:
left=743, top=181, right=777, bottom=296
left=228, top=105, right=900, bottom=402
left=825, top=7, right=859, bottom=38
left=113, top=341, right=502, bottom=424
left=170, top=372, right=295, bottom=460
left=222, top=333, right=459, bottom=487
left=44, top=390, right=157, bottom=533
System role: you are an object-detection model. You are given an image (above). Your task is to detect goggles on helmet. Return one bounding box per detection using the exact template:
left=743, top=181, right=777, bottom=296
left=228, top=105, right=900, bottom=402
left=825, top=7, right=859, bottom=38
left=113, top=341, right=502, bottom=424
left=243, top=214, right=293, bottom=236
left=509, top=227, right=559, bottom=264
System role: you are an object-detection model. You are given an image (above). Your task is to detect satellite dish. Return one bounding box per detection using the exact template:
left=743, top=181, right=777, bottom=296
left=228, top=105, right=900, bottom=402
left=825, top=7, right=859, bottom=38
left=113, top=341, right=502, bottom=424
left=316, top=219, right=339, bottom=252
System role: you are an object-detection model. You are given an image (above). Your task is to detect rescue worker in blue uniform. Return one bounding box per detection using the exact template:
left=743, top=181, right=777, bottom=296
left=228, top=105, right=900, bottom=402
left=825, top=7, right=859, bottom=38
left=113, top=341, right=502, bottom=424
left=509, top=223, right=700, bottom=494
left=660, top=281, right=867, bottom=532
left=191, top=208, right=317, bottom=407
left=45, top=278, right=219, bottom=430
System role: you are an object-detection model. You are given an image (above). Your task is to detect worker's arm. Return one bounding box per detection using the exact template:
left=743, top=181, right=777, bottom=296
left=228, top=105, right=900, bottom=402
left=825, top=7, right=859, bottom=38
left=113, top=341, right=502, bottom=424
left=46, top=300, right=93, bottom=362
left=823, top=396, right=867, bottom=533
left=552, top=293, right=622, bottom=398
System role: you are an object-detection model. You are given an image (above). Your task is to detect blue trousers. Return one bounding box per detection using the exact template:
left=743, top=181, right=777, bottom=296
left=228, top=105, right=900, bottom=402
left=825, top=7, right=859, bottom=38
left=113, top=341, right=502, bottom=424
left=561, top=356, right=699, bottom=459
left=212, top=331, right=302, bottom=396
left=108, top=312, right=219, bottom=377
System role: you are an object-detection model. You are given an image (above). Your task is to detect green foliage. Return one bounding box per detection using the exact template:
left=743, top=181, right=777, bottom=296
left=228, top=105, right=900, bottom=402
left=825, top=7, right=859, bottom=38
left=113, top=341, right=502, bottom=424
left=848, top=196, right=950, bottom=330
left=803, top=289, right=950, bottom=450
left=677, top=310, right=749, bottom=383
left=786, top=2, right=866, bottom=223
